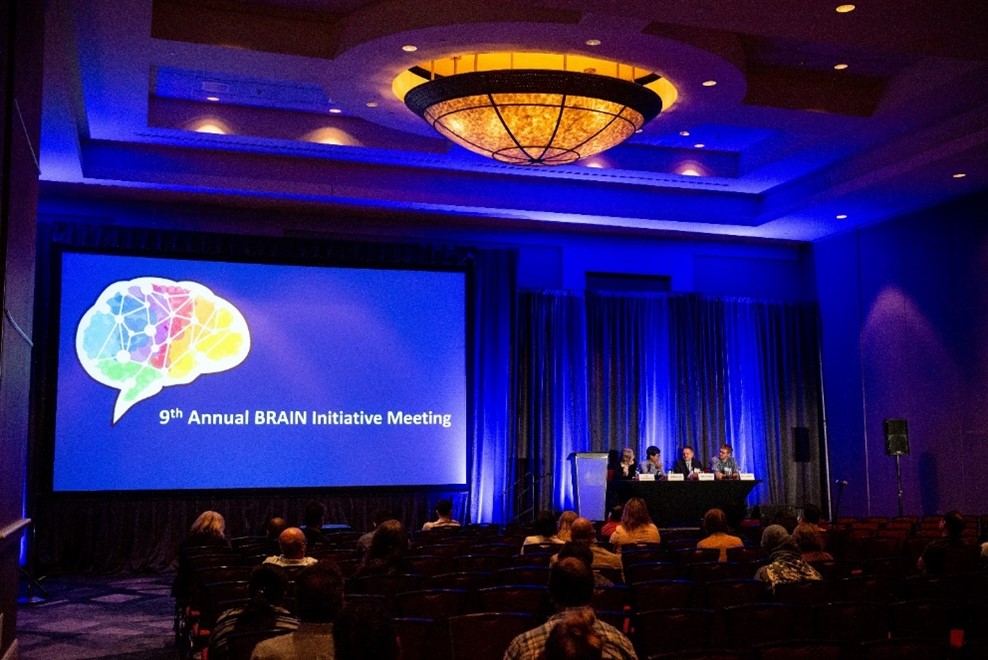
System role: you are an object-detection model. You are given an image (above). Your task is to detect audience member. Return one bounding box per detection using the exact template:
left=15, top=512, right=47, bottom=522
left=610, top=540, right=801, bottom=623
left=357, top=510, right=394, bottom=554
left=422, top=498, right=461, bottom=531
left=302, top=501, right=327, bottom=546
left=917, top=510, right=967, bottom=574
left=791, top=524, right=833, bottom=562
left=569, top=517, right=623, bottom=575
left=251, top=560, right=344, bottom=659
left=638, top=446, right=665, bottom=478
left=769, top=509, right=799, bottom=534
left=555, top=542, right=613, bottom=587
left=753, top=524, right=822, bottom=592
left=503, top=557, right=637, bottom=660
left=556, top=510, right=578, bottom=542
left=264, top=517, right=288, bottom=540
left=600, top=506, right=623, bottom=538
left=710, top=444, right=740, bottom=479
left=208, top=564, right=299, bottom=660
left=356, top=519, right=415, bottom=577
left=263, top=527, right=318, bottom=568
left=332, top=597, right=400, bottom=660
left=672, top=446, right=702, bottom=478
left=696, top=508, right=744, bottom=562
left=543, top=609, right=604, bottom=660
left=182, top=510, right=228, bottom=549
left=522, top=511, right=566, bottom=553
left=614, top=447, right=638, bottom=480
left=172, top=510, right=228, bottom=602
left=608, top=497, right=660, bottom=550
left=799, top=503, right=827, bottom=532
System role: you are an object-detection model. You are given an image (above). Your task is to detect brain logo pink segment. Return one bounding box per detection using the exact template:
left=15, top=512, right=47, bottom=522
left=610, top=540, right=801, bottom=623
left=76, top=278, right=251, bottom=423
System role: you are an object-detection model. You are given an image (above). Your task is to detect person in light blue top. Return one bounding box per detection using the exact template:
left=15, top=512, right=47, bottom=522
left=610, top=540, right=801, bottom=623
left=638, top=446, right=665, bottom=478
left=710, top=443, right=740, bottom=479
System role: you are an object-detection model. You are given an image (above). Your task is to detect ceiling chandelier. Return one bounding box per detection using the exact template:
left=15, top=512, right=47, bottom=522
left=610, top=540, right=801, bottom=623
left=394, top=53, right=674, bottom=166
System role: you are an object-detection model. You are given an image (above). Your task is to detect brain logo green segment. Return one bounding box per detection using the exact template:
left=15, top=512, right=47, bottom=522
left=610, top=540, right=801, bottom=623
left=76, top=278, right=251, bottom=423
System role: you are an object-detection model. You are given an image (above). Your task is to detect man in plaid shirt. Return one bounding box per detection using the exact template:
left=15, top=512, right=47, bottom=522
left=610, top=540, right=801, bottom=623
left=503, top=556, right=637, bottom=659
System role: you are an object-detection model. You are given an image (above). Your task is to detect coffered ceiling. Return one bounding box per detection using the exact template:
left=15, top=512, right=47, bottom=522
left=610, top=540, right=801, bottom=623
left=39, top=0, right=988, bottom=240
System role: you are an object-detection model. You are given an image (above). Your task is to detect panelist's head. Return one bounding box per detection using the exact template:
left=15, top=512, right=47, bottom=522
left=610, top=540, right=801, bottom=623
left=278, top=527, right=308, bottom=559
left=645, top=446, right=661, bottom=464
left=682, top=446, right=695, bottom=462
left=718, top=444, right=733, bottom=461
left=620, top=447, right=635, bottom=463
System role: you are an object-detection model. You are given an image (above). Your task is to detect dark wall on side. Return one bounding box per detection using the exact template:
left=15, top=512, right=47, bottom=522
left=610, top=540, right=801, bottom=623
left=815, top=192, right=988, bottom=517
left=0, top=1, right=43, bottom=657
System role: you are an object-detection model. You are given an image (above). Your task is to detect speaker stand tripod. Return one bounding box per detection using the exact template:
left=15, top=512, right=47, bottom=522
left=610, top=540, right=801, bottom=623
left=894, top=454, right=904, bottom=518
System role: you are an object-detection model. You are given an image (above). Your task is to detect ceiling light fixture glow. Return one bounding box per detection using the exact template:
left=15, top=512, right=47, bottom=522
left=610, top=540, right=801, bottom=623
left=836, top=214, right=848, bottom=219
left=952, top=172, right=967, bottom=178
left=694, top=143, right=705, bottom=148
left=205, top=96, right=220, bottom=102
left=402, top=45, right=418, bottom=52
left=702, top=80, right=717, bottom=87
left=835, top=4, right=856, bottom=13
left=834, top=63, right=849, bottom=70
left=329, top=108, right=342, bottom=114
left=585, top=39, right=601, bottom=47
left=397, top=52, right=672, bottom=165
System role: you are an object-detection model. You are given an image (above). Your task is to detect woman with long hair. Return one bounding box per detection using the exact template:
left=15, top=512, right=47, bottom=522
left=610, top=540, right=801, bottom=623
left=356, top=519, right=415, bottom=577
left=555, top=510, right=578, bottom=542
left=607, top=498, right=660, bottom=550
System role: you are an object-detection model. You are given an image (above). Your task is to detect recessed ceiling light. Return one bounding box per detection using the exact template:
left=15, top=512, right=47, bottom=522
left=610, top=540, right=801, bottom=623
left=836, top=214, right=848, bottom=219
left=366, top=101, right=379, bottom=108
left=694, top=143, right=705, bottom=149
left=585, top=39, right=601, bottom=47
left=585, top=162, right=604, bottom=168
left=701, top=80, right=717, bottom=87
left=834, top=63, right=849, bottom=70
left=952, top=172, right=967, bottom=178
left=329, top=108, right=342, bottom=114
left=835, top=4, right=856, bottom=13
left=680, top=168, right=701, bottom=176
left=635, top=129, right=643, bottom=134
left=205, top=96, right=220, bottom=102
left=679, top=130, right=690, bottom=137
left=402, top=45, right=418, bottom=52
left=194, top=122, right=226, bottom=135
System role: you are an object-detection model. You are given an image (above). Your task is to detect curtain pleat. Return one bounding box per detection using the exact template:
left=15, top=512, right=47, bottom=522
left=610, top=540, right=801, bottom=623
left=520, top=291, right=822, bottom=514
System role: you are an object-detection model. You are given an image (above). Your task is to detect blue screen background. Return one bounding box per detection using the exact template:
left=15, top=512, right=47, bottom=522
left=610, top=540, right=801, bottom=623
left=53, top=252, right=467, bottom=491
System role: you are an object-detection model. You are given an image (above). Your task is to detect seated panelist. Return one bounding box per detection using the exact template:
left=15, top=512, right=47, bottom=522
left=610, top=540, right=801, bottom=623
left=672, top=445, right=703, bottom=479
left=614, top=447, right=638, bottom=480
left=710, top=444, right=740, bottom=479
left=638, top=446, right=665, bottom=478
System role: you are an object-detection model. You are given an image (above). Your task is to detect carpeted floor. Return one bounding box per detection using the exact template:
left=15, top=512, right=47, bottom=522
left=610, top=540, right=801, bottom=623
left=16, top=573, right=180, bottom=659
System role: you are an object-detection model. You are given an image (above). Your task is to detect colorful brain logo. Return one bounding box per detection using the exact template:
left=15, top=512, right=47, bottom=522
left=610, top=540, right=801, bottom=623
left=76, top=278, right=251, bottom=423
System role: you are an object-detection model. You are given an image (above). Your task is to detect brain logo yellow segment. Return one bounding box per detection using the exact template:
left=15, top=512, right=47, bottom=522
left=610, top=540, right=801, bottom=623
left=75, top=278, right=251, bottom=423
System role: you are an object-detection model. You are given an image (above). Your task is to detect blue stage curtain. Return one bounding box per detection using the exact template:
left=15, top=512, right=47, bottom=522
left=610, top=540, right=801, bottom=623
left=587, top=293, right=674, bottom=455
left=517, top=291, right=589, bottom=516
left=467, top=249, right=519, bottom=523
left=523, top=292, right=821, bottom=513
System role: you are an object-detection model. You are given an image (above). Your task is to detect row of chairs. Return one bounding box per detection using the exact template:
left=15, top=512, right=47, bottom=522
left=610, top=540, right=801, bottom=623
left=384, top=599, right=984, bottom=660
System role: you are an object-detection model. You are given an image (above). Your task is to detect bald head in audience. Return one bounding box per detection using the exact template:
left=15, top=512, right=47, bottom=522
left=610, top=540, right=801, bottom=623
left=278, top=527, right=307, bottom=559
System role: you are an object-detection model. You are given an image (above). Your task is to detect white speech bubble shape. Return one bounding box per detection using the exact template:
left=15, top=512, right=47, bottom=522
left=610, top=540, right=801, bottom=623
left=75, top=277, right=251, bottom=423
